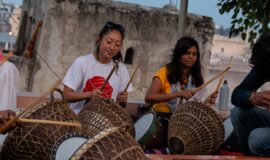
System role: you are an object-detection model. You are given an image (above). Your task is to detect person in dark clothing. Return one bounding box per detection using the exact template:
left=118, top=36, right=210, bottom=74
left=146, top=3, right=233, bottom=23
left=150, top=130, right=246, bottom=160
left=231, top=32, right=270, bottom=157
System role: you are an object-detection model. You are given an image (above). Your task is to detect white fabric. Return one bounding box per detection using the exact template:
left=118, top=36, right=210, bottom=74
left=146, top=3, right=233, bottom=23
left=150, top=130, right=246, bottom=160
left=167, top=75, right=206, bottom=112
left=0, top=61, right=19, bottom=111
left=63, top=53, right=133, bottom=114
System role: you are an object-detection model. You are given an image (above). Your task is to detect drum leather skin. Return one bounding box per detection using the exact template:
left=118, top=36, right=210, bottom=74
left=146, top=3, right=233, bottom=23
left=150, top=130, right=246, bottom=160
left=135, top=112, right=166, bottom=149
left=70, top=127, right=145, bottom=160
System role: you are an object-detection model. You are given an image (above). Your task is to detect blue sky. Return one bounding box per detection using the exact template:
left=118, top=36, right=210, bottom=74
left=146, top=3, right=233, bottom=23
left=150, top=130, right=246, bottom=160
left=114, top=0, right=233, bottom=28
left=4, top=0, right=21, bottom=5
left=7, top=0, right=233, bottom=28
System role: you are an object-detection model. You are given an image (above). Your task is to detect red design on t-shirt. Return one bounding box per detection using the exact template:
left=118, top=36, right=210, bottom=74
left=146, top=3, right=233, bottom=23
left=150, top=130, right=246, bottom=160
left=83, top=76, right=113, bottom=98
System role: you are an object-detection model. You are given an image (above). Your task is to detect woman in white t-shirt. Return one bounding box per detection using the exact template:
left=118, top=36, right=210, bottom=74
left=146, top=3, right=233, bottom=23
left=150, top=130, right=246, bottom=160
left=63, top=22, right=133, bottom=114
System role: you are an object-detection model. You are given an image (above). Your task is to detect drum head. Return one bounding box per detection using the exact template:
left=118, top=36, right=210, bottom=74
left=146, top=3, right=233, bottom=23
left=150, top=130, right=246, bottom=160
left=134, top=113, right=154, bottom=140
left=51, top=133, right=88, bottom=160
left=70, top=127, right=145, bottom=160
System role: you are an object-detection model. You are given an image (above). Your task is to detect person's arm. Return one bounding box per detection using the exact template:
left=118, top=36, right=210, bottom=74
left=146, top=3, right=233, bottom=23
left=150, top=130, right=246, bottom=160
left=145, top=77, right=193, bottom=103
left=116, top=64, right=133, bottom=108
left=63, top=85, right=101, bottom=103
left=231, top=67, right=266, bottom=108
left=251, top=90, right=270, bottom=110
left=0, top=110, right=17, bottom=134
left=62, top=57, right=102, bottom=103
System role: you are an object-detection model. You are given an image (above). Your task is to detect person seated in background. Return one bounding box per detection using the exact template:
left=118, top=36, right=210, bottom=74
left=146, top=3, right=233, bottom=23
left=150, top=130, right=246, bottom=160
left=0, top=51, right=20, bottom=134
left=231, top=32, right=270, bottom=157
left=0, top=51, right=20, bottom=112
left=62, top=21, right=133, bottom=114
left=143, top=36, right=217, bottom=154
left=145, top=36, right=217, bottom=114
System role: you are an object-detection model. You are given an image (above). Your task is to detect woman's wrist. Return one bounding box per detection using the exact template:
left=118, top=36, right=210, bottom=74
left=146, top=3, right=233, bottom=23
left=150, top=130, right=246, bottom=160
left=84, top=92, right=92, bottom=99
left=249, top=92, right=256, bottom=106
left=203, top=97, right=211, bottom=106
left=176, top=92, right=183, bottom=98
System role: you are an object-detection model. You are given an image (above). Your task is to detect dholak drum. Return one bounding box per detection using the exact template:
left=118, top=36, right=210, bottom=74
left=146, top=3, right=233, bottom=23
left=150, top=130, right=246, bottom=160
left=78, top=98, right=135, bottom=138
left=51, top=133, right=88, bottom=160
left=70, top=127, right=146, bottom=160
left=168, top=101, right=224, bottom=155
left=134, top=112, right=166, bottom=149
left=0, top=91, right=81, bottom=159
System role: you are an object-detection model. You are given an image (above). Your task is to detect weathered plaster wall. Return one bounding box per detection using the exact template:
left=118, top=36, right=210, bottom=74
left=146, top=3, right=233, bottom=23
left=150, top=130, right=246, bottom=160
left=19, top=0, right=214, bottom=101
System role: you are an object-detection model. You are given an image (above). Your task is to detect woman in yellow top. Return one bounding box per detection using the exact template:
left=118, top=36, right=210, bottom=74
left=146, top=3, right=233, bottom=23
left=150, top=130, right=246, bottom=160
left=145, top=36, right=217, bottom=113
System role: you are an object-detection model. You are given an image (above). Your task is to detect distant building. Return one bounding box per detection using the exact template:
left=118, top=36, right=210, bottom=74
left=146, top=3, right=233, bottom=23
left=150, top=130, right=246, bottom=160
left=10, top=6, right=21, bottom=36
left=209, top=34, right=251, bottom=73
left=0, top=3, right=21, bottom=35
left=211, top=35, right=251, bottom=58
left=207, top=34, right=252, bottom=109
left=0, top=32, right=16, bottom=51
left=215, top=26, right=230, bottom=37
left=0, top=3, right=13, bottom=32
left=0, top=3, right=21, bottom=51
left=0, top=3, right=12, bottom=21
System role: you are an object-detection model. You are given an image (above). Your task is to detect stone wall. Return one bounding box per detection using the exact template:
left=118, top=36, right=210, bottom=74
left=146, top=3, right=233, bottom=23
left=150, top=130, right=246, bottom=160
left=18, top=0, right=215, bottom=102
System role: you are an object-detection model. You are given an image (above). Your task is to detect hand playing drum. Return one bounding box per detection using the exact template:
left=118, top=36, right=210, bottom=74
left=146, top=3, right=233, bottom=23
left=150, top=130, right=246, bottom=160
left=204, top=90, right=219, bottom=107
left=116, top=91, right=128, bottom=108
left=0, top=110, right=17, bottom=134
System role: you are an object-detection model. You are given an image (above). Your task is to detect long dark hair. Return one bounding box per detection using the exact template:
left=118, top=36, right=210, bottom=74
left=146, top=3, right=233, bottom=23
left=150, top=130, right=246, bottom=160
left=250, top=32, right=270, bottom=78
left=166, top=36, right=204, bottom=87
left=95, top=21, right=125, bottom=64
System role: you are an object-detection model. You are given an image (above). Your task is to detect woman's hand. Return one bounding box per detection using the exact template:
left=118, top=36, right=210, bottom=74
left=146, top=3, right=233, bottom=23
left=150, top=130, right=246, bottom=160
left=64, top=86, right=103, bottom=103
left=117, top=91, right=128, bottom=108
left=87, top=89, right=102, bottom=100
left=204, top=91, right=218, bottom=107
left=179, top=89, right=194, bottom=101
left=250, top=90, right=270, bottom=110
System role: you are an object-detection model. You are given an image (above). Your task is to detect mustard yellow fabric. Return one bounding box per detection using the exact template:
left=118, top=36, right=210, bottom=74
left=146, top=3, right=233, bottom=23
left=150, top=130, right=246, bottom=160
left=152, top=67, right=171, bottom=113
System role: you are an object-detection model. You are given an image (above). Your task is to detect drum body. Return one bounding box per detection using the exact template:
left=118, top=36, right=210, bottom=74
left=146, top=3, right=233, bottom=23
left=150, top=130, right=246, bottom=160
left=78, top=99, right=135, bottom=138
left=134, top=112, right=166, bottom=149
left=168, top=101, right=224, bottom=155
left=71, top=127, right=145, bottom=160
left=0, top=101, right=81, bottom=160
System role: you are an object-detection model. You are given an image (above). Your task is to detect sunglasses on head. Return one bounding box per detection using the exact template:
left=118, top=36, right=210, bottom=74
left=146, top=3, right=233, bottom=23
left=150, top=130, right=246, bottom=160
left=105, top=21, right=125, bottom=33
